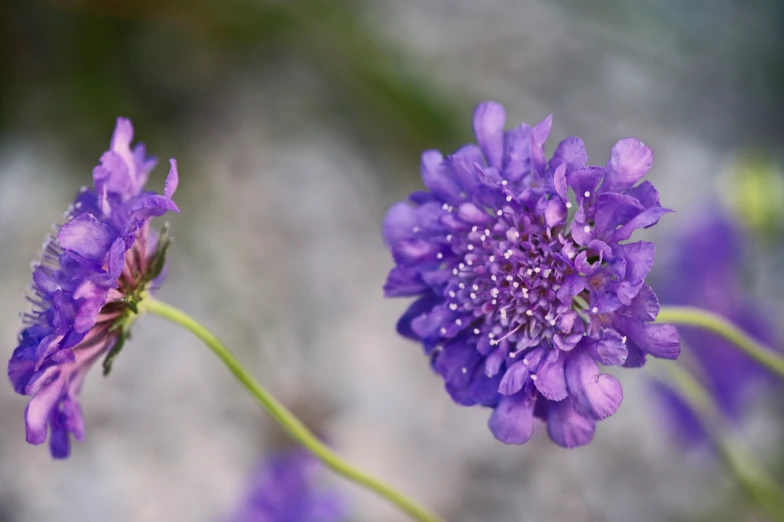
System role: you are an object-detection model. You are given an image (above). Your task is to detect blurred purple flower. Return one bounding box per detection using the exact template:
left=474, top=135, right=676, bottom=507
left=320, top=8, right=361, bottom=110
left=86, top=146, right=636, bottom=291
left=227, top=451, right=345, bottom=522
left=7, top=118, right=179, bottom=458
left=383, top=101, right=679, bottom=447
left=654, top=208, right=778, bottom=443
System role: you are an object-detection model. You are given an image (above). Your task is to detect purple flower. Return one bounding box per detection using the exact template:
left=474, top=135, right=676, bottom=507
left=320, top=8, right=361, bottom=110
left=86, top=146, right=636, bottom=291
left=227, top=451, right=345, bottom=522
left=383, top=102, right=679, bottom=448
left=653, top=208, right=778, bottom=444
left=7, top=118, right=179, bottom=458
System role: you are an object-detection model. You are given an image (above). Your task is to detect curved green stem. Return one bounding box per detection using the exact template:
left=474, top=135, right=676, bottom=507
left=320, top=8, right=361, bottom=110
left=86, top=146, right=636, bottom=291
left=657, top=306, right=784, bottom=379
left=141, top=297, right=442, bottom=522
left=659, top=363, right=784, bottom=521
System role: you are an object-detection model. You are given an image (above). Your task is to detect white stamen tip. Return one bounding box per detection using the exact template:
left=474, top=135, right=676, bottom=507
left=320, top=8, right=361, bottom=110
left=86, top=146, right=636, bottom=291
left=488, top=333, right=495, bottom=339
left=526, top=310, right=533, bottom=316
left=455, top=319, right=462, bottom=325
left=458, top=283, right=465, bottom=289
left=622, top=336, right=627, bottom=343
left=491, top=275, right=497, bottom=281
left=449, top=291, right=456, bottom=298
left=440, top=328, right=447, bottom=334
left=566, top=201, right=572, bottom=209
left=452, top=269, right=459, bottom=275
left=461, top=367, right=467, bottom=374
left=530, top=374, right=538, bottom=381
left=506, top=196, right=512, bottom=202
left=583, top=225, right=591, bottom=233
left=591, top=307, right=599, bottom=313
left=472, top=226, right=478, bottom=232
left=436, top=253, right=443, bottom=259
left=467, top=244, right=474, bottom=250
left=470, top=293, right=477, bottom=299
left=449, top=303, right=458, bottom=310
left=584, top=191, right=591, bottom=198
left=501, top=180, right=508, bottom=186
left=512, top=282, right=519, bottom=288
left=497, top=210, right=503, bottom=216
left=534, top=267, right=541, bottom=273
left=474, top=328, right=481, bottom=335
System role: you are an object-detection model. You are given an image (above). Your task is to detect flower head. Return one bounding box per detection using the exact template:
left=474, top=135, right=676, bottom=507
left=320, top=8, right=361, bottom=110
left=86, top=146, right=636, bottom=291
left=227, top=451, right=345, bottom=522
left=383, top=102, right=679, bottom=447
left=7, top=118, right=179, bottom=458
left=653, top=208, right=778, bottom=443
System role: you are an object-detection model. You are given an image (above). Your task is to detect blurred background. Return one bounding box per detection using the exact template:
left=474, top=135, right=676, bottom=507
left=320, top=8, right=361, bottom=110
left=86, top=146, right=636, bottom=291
left=2, top=0, right=784, bottom=520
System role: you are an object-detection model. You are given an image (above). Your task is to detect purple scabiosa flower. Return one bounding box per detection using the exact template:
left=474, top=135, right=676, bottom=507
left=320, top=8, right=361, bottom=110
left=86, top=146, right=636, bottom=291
left=227, top=451, right=345, bottom=522
left=7, top=118, right=179, bottom=458
left=653, top=208, right=778, bottom=444
left=383, top=102, right=680, bottom=448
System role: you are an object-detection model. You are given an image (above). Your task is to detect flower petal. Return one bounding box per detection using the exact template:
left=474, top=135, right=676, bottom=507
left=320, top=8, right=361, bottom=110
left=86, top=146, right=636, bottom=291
left=420, top=150, right=462, bottom=204
left=502, top=124, right=532, bottom=181
left=488, top=391, right=536, bottom=444
left=550, top=137, right=588, bottom=174
left=533, top=352, right=568, bottom=401
left=588, top=329, right=628, bottom=366
left=383, top=266, right=428, bottom=297
left=565, top=352, right=623, bottom=421
left=603, top=138, right=653, bottom=193
left=382, top=202, right=418, bottom=247
left=612, top=206, right=672, bottom=242
left=473, top=102, right=506, bottom=169
left=164, top=159, right=179, bottom=199
left=546, top=397, right=596, bottom=448
left=24, top=376, right=64, bottom=445
left=446, top=145, right=484, bottom=194
left=616, top=318, right=680, bottom=360
left=593, top=193, right=645, bottom=239
left=58, top=214, right=117, bottom=264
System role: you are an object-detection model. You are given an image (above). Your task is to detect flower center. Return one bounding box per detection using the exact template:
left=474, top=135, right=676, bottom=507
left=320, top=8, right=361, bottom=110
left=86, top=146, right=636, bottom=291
left=439, top=205, right=582, bottom=353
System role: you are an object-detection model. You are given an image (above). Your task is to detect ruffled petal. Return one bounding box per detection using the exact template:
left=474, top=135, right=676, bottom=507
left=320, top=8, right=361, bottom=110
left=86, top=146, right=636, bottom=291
left=473, top=102, right=506, bottom=169
left=546, top=397, right=596, bottom=448
left=565, top=352, right=623, bottom=421
left=58, top=214, right=117, bottom=265
left=602, top=138, right=653, bottom=193
left=488, top=391, right=536, bottom=444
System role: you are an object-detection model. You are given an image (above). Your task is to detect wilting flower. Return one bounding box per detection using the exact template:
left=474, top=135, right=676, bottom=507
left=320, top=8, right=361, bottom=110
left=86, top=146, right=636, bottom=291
left=653, top=208, right=777, bottom=443
left=227, top=451, right=345, bottom=522
left=7, top=118, right=178, bottom=458
left=383, top=102, right=679, bottom=447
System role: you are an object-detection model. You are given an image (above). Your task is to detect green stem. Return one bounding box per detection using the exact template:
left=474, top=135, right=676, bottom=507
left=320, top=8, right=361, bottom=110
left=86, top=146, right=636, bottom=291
left=141, top=297, right=442, bottom=522
left=657, top=306, right=784, bottom=379
left=660, top=363, right=784, bottom=521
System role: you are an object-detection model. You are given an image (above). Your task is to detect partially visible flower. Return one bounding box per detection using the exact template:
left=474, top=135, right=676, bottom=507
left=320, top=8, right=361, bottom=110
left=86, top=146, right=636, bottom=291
left=7, top=118, right=179, bottom=458
left=227, top=451, right=345, bottom=522
left=653, top=207, right=778, bottom=444
left=383, top=101, right=679, bottom=448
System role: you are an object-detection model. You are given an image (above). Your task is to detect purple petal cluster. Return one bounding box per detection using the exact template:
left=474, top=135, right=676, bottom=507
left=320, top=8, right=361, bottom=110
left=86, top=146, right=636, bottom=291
left=227, top=451, right=345, bottom=522
left=654, top=208, right=778, bottom=443
left=383, top=102, right=680, bottom=447
left=7, top=118, right=179, bottom=458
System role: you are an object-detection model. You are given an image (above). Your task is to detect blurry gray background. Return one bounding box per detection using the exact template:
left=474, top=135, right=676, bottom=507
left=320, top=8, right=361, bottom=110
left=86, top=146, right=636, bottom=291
left=1, top=1, right=783, bottom=521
